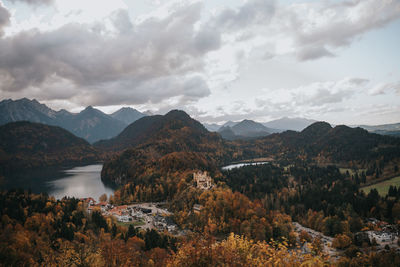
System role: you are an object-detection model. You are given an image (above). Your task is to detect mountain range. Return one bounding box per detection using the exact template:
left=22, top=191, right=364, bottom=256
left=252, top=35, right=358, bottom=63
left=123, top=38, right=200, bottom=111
left=206, top=116, right=400, bottom=139
left=1, top=98, right=399, bottom=146
left=356, top=122, right=400, bottom=137
left=99, top=111, right=400, bottom=186
left=263, top=117, right=317, bottom=131
left=244, top=121, right=400, bottom=165
left=0, top=98, right=146, bottom=143
left=204, top=117, right=317, bottom=136
left=1, top=107, right=399, bottom=183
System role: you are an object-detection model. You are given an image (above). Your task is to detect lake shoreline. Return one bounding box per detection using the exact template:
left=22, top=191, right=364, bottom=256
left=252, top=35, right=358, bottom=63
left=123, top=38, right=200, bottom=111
left=1, top=163, right=114, bottom=201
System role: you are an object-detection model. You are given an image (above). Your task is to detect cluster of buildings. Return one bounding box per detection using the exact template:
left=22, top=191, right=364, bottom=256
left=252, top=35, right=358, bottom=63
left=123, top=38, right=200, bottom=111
left=80, top=169, right=215, bottom=234
left=364, top=218, right=400, bottom=250
left=81, top=198, right=178, bottom=233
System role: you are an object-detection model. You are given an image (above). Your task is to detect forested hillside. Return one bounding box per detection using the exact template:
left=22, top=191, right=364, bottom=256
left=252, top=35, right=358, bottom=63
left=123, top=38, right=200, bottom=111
left=0, top=122, right=99, bottom=173
left=99, top=110, right=233, bottom=186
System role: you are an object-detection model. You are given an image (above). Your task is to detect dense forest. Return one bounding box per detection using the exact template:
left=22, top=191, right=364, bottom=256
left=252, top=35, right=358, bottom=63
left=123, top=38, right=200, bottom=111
left=2, top=186, right=400, bottom=266
left=219, top=164, right=400, bottom=235
left=0, top=122, right=99, bottom=174
left=2, top=111, right=400, bottom=266
left=0, top=190, right=334, bottom=266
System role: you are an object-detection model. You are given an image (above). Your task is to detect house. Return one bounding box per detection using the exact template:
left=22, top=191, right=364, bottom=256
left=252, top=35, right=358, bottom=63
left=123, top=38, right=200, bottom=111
left=81, top=197, right=96, bottom=206
left=193, top=204, right=203, bottom=214
left=116, top=215, right=132, bottom=223
left=140, top=207, right=152, bottom=214
left=193, top=171, right=213, bottom=190
left=110, top=205, right=129, bottom=217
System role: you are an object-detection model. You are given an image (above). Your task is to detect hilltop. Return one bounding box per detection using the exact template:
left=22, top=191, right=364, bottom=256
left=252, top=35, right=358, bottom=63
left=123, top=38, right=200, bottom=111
left=98, top=110, right=230, bottom=186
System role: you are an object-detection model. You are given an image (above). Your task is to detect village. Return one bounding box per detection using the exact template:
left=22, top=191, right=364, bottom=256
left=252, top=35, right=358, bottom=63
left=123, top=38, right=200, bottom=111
left=80, top=171, right=214, bottom=235
left=293, top=218, right=400, bottom=261
left=82, top=198, right=180, bottom=234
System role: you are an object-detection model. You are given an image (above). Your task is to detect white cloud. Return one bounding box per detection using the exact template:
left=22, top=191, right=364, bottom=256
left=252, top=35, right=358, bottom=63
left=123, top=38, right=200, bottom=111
left=282, top=0, right=400, bottom=61
left=369, top=81, right=400, bottom=95
left=195, top=77, right=372, bottom=123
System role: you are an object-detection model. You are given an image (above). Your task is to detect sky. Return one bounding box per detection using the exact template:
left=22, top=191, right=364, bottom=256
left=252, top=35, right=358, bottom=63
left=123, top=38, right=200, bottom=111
left=0, top=0, right=399, bottom=125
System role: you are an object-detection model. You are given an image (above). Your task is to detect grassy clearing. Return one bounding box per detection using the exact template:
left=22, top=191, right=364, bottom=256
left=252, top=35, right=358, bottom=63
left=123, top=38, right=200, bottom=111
left=116, top=219, right=145, bottom=228
left=360, top=176, right=400, bottom=196
left=339, top=168, right=366, bottom=176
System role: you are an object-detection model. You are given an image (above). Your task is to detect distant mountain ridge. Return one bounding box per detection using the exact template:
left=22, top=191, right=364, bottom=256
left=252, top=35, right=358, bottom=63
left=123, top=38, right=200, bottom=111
left=203, top=123, right=221, bottom=132
left=263, top=117, right=317, bottom=131
left=0, top=98, right=146, bottom=143
left=218, top=119, right=272, bottom=140
left=203, top=117, right=316, bottom=134
left=232, top=120, right=272, bottom=137
left=0, top=98, right=58, bottom=126
left=59, top=106, right=127, bottom=143
left=357, top=122, right=400, bottom=137
left=111, top=107, right=146, bottom=125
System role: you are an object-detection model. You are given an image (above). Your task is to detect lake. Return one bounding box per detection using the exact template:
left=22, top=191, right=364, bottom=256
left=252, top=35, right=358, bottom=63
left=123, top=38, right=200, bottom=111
left=1, top=164, right=115, bottom=200
left=221, top=161, right=269, bottom=171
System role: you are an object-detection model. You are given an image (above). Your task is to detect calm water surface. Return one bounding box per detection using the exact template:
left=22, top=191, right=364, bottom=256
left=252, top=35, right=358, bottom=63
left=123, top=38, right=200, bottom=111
left=221, top=161, right=269, bottom=171
left=1, top=164, right=115, bottom=200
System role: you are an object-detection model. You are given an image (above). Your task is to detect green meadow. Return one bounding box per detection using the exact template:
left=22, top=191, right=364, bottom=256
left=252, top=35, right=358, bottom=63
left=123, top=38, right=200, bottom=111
left=361, top=176, right=400, bottom=196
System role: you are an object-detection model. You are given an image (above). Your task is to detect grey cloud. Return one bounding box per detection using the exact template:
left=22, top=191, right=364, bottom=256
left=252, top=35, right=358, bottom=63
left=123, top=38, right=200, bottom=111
left=297, top=88, right=354, bottom=107
left=369, top=81, right=400, bottom=96
left=289, top=0, right=400, bottom=61
left=110, top=10, right=134, bottom=34
left=213, top=0, right=275, bottom=32
left=200, top=78, right=364, bottom=123
left=0, top=3, right=10, bottom=36
left=0, top=2, right=216, bottom=107
left=290, top=78, right=363, bottom=107
left=349, top=78, right=370, bottom=85
left=296, top=46, right=335, bottom=61
left=193, top=27, right=221, bottom=54
left=8, top=0, right=53, bottom=5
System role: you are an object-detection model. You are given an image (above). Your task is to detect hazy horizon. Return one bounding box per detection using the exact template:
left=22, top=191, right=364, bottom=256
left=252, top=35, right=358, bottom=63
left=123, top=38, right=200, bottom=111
left=3, top=96, right=399, bottom=127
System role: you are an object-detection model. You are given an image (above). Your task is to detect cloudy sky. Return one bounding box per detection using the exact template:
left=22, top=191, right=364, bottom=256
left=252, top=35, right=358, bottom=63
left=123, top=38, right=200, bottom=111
left=0, top=0, right=399, bottom=125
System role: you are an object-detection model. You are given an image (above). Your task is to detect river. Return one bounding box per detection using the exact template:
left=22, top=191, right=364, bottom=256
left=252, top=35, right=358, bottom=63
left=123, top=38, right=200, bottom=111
left=1, top=164, right=115, bottom=200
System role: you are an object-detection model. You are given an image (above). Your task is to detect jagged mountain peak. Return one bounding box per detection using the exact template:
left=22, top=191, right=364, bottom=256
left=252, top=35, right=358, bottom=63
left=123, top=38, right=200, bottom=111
left=111, top=107, right=146, bottom=125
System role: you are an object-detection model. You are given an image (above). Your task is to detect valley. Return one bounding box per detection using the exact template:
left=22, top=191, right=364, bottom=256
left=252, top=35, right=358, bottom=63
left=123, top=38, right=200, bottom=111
left=1, top=105, right=400, bottom=266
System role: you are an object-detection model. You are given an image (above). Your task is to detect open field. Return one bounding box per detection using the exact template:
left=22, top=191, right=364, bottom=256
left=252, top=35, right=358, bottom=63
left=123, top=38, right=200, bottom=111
left=116, top=219, right=145, bottom=228
left=360, top=176, right=400, bottom=196
left=339, top=168, right=366, bottom=176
